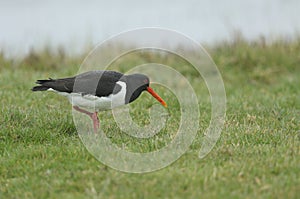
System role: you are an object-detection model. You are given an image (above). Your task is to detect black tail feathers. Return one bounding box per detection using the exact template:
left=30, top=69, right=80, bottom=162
left=35, top=78, right=54, bottom=84
left=32, top=78, right=54, bottom=91
left=31, top=86, right=49, bottom=91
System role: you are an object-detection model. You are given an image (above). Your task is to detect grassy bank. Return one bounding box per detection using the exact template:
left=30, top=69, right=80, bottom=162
left=0, top=39, right=299, bottom=198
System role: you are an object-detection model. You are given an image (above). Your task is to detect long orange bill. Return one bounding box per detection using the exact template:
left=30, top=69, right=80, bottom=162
left=147, top=87, right=167, bottom=108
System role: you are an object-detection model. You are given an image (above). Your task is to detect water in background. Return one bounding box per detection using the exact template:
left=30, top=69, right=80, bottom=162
left=0, top=0, right=299, bottom=57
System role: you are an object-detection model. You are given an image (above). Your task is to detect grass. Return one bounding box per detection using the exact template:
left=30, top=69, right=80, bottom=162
left=0, top=38, right=299, bottom=198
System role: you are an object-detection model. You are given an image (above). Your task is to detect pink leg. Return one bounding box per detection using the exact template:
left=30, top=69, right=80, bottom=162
left=91, top=112, right=100, bottom=133
left=73, top=106, right=99, bottom=133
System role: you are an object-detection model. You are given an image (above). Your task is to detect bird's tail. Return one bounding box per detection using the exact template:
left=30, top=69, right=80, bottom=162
left=31, top=79, right=54, bottom=91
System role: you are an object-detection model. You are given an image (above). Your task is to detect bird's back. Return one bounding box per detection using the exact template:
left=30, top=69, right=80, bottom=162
left=32, top=70, right=124, bottom=97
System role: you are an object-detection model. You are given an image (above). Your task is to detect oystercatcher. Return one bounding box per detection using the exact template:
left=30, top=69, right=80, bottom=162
left=32, top=70, right=167, bottom=132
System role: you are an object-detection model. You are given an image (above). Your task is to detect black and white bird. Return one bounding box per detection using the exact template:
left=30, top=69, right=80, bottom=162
left=32, top=70, right=167, bottom=132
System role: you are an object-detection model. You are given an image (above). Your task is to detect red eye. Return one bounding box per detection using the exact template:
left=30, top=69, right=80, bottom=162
left=143, top=79, right=149, bottom=84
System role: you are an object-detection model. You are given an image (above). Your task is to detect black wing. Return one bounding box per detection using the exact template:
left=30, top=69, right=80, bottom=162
left=32, top=70, right=124, bottom=97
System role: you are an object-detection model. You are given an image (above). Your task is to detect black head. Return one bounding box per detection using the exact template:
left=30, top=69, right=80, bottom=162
left=123, top=73, right=150, bottom=103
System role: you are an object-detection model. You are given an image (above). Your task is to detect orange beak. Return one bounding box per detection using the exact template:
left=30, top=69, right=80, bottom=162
left=147, top=87, right=167, bottom=108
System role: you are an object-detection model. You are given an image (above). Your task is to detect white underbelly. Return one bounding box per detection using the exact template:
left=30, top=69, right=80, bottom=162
left=68, top=93, right=113, bottom=111
left=49, top=81, right=127, bottom=111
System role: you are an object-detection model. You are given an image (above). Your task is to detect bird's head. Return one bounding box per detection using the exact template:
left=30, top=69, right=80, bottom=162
left=124, top=73, right=167, bottom=107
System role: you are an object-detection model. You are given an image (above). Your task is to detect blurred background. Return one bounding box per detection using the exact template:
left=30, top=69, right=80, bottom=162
left=1, top=0, right=299, bottom=58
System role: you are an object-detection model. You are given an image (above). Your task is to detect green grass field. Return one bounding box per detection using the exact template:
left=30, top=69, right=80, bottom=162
left=0, top=38, right=299, bottom=198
